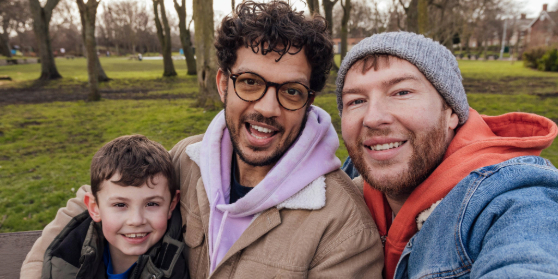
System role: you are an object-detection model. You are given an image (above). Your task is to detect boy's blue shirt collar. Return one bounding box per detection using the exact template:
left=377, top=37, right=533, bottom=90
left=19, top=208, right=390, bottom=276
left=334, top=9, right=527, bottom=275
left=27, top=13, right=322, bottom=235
left=103, top=242, right=137, bottom=279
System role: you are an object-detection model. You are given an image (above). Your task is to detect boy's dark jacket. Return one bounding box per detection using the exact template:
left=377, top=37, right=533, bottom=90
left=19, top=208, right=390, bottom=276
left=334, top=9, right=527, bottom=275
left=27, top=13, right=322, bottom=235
left=41, top=207, right=189, bottom=279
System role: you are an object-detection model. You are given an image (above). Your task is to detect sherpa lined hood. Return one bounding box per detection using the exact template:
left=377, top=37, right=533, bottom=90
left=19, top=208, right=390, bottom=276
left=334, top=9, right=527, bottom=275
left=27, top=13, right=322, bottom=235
left=363, top=108, right=558, bottom=279
left=186, top=105, right=341, bottom=273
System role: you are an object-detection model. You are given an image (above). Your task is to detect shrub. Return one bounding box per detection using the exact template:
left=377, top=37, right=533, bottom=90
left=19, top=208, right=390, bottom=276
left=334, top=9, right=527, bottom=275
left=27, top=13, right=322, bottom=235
left=523, top=47, right=547, bottom=69
left=536, top=48, right=558, bottom=72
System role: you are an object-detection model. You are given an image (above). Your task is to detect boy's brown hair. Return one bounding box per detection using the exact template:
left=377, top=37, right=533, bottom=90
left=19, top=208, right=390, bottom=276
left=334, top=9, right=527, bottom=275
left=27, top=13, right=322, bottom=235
left=90, top=135, right=177, bottom=200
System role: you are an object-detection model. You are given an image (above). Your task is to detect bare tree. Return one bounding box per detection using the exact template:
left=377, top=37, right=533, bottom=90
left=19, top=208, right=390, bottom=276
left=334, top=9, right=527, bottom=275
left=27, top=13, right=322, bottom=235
left=76, top=0, right=102, bottom=101
left=29, top=0, right=62, bottom=80
left=322, top=0, right=339, bottom=36
left=77, top=0, right=109, bottom=84
left=174, top=0, right=196, bottom=75
left=232, top=0, right=235, bottom=10
left=193, top=0, right=219, bottom=109
left=340, top=0, right=351, bottom=61
left=153, top=0, right=177, bottom=77
left=308, top=0, right=320, bottom=15
left=0, top=0, right=28, bottom=57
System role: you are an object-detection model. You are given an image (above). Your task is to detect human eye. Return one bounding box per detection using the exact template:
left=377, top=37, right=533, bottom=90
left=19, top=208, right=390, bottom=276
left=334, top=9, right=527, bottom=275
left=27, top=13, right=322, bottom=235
left=243, top=78, right=258, bottom=86
left=113, top=203, right=126, bottom=208
left=346, top=98, right=365, bottom=107
left=146, top=202, right=160, bottom=207
left=395, top=90, right=410, bottom=96
left=285, top=88, right=301, bottom=96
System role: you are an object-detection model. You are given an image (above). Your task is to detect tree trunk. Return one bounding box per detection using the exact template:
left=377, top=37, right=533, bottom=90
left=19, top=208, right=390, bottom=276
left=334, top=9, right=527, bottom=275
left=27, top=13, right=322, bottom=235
left=404, top=0, right=418, bottom=33
left=322, top=0, right=338, bottom=36
left=308, top=0, right=320, bottom=15
left=322, top=0, right=338, bottom=70
left=0, top=35, right=11, bottom=58
left=78, top=1, right=110, bottom=83
left=174, top=0, right=197, bottom=75
left=153, top=0, right=177, bottom=77
left=193, top=0, right=219, bottom=110
left=417, top=0, right=428, bottom=34
left=77, top=0, right=101, bottom=101
left=0, top=18, right=12, bottom=58
left=340, top=0, right=351, bottom=62
left=231, top=0, right=235, bottom=11
left=29, top=0, right=62, bottom=80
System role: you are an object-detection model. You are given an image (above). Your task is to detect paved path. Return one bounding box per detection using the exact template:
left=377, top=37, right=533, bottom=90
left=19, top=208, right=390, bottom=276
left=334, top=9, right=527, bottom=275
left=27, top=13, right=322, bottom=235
left=0, top=231, right=41, bottom=279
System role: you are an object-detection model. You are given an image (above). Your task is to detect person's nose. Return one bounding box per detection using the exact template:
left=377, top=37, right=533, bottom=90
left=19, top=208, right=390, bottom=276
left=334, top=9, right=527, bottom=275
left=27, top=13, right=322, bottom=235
left=126, top=207, right=146, bottom=226
left=253, top=86, right=282, bottom=118
left=362, top=97, right=394, bottom=129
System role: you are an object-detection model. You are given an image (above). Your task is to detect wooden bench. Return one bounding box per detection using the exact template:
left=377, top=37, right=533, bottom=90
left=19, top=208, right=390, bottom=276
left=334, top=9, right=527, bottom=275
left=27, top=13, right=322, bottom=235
left=0, top=231, right=42, bottom=279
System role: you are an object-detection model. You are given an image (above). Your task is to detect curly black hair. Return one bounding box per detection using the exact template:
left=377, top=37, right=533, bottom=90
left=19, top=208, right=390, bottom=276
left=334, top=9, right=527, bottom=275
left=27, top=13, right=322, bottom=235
left=215, top=0, right=333, bottom=92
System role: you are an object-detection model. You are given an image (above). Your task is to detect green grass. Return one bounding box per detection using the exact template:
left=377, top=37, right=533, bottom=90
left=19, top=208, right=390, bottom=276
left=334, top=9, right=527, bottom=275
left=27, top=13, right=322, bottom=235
left=1, top=59, right=558, bottom=232
left=0, top=57, right=192, bottom=83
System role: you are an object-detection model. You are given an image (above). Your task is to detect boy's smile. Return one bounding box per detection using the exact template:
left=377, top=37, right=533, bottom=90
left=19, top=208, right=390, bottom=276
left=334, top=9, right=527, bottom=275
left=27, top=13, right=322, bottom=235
left=85, top=173, right=178, bottom=273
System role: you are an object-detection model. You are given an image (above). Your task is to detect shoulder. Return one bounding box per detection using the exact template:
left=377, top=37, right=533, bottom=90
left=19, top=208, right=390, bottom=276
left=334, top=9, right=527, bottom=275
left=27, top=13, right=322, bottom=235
left=463, top=156, right=558, bottom=205
left=323, top=170, right=371, bottom=225
left=43, top=212, right=94, bottom=278
left=169, top=134, right=204, bottom=160
left=313, top=169, right=378, bottom=247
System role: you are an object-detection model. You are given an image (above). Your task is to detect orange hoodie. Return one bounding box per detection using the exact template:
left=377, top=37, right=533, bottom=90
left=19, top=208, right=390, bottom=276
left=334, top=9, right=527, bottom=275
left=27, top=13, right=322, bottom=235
left=363, top=108, right=557, bottom=279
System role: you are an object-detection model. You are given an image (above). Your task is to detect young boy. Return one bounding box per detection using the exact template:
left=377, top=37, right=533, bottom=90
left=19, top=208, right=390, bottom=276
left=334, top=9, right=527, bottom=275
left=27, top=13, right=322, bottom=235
left=42, top=135, right=188, bottom=279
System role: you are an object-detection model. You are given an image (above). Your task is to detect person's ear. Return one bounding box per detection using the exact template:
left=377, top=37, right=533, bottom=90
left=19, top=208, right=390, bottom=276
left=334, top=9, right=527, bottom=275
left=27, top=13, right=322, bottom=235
left=448, top=110, right=459, bottom=130
left=307, top=94, right=316, bottom=107
left=167, top=190, right=180, bottom=220
left=84, top=193, right=102, bottom=222
left=216, top=68, right=228, bottom=103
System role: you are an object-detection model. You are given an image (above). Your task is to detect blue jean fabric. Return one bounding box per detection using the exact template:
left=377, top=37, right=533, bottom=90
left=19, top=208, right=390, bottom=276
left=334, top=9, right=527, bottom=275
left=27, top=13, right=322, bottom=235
left=342, top=156, right=360, bottom=179
left=394, top=156, right=558, bottom=279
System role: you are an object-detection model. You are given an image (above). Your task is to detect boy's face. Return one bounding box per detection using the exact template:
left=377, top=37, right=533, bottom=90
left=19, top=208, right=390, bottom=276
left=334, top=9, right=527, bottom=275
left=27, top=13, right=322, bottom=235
left=85, top=173, right=178, bottom=263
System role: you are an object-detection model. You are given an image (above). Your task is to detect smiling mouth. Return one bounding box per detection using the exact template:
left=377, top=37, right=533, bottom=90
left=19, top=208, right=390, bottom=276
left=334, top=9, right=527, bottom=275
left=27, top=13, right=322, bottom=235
left=365, top=141, right=407, bottom=151
left=246, top=123, right=278, bottom=139
left=123, top=233, right=149, bottom=239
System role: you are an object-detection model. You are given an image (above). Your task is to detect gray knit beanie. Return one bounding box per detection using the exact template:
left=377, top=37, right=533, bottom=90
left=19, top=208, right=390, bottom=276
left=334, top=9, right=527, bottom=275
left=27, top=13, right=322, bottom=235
left=335, top=32, right=469, bottom=125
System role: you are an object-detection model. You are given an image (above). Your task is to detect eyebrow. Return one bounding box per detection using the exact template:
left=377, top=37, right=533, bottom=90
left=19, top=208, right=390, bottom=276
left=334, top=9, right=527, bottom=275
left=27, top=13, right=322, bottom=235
left=107, top=195, right=166, bottom=202
left=342, top=74, right=421, bottom=95
left=234, top=67, right=309, bottom=85
left=382, top=75, right=421, bottom=87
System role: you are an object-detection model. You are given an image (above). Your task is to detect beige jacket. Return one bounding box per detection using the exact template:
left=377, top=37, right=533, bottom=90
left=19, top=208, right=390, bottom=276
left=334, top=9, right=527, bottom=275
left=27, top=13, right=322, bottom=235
left=21, top=135, right=383, bottom=278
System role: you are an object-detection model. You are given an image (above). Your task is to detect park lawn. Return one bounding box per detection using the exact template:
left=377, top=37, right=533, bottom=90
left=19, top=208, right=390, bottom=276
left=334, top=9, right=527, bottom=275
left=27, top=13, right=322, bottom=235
left=0, top=57, right=198, bottom=96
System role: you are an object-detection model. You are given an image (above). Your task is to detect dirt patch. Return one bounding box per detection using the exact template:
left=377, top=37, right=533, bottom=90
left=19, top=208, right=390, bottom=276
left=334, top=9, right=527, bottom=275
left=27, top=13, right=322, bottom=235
left=463, top=76, right=557, bottom=95
left=0, top=87, right=194, bottom=106
left=530, top=92, right=558, bottom=99
left=19, top=121, right=41, bottom=128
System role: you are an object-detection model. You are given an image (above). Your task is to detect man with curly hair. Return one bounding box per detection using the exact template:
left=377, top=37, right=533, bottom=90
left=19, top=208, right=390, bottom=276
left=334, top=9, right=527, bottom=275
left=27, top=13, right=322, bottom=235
left=21, top=1, right=383, bottom=278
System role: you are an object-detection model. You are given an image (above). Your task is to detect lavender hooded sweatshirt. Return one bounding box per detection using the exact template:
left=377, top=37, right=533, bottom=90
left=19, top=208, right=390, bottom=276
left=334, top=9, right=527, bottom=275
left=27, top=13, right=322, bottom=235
left=191, top=106, right=341, bottom=273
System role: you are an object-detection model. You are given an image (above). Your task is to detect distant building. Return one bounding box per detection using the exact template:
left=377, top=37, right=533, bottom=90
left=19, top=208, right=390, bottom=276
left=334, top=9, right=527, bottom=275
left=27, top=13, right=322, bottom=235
left=332, top=37, right=365, bottom=54
left=527, top=4, right=558, bottom=48
left=463, top=14, right=531, bottom=50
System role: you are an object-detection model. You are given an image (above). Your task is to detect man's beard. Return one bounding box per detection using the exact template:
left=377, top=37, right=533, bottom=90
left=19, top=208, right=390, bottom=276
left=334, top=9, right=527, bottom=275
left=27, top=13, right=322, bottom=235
left=224, top=90, right=307, bottom=167
left=347, top=116, right=449, bottom=199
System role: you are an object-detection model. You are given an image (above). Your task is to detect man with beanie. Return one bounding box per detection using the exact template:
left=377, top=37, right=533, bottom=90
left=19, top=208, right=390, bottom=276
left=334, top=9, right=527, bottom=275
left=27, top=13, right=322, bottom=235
left=337, top=31, right=558, bottom=278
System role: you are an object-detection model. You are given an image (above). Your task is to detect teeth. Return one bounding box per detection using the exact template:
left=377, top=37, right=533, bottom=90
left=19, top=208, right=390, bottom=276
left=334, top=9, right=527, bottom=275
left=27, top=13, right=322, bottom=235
left=369, top=141, right=404, bottom=151
left=124, top=233, right=148, bottom=238
left=251, top=124, right=273, bottom=134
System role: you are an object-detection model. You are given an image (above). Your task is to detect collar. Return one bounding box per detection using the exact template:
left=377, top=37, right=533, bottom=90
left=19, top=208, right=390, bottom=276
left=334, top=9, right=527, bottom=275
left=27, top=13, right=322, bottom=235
left=186, top=141, right=327, bottom=211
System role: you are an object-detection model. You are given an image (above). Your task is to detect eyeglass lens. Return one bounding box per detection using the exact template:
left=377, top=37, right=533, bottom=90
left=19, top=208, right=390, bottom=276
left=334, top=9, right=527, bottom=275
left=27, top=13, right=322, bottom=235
left=235, top=73, right=309, bottom=110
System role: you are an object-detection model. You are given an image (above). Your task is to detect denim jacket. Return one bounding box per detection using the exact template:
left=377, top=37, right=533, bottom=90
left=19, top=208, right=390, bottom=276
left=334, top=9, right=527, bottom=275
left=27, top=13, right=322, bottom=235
left=394, top=156, right=558, bottom=279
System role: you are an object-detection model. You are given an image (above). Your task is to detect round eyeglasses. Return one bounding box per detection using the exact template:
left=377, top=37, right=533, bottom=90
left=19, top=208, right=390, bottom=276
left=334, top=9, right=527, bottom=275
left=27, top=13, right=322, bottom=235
left=229, top=71, right=315, bottom=111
